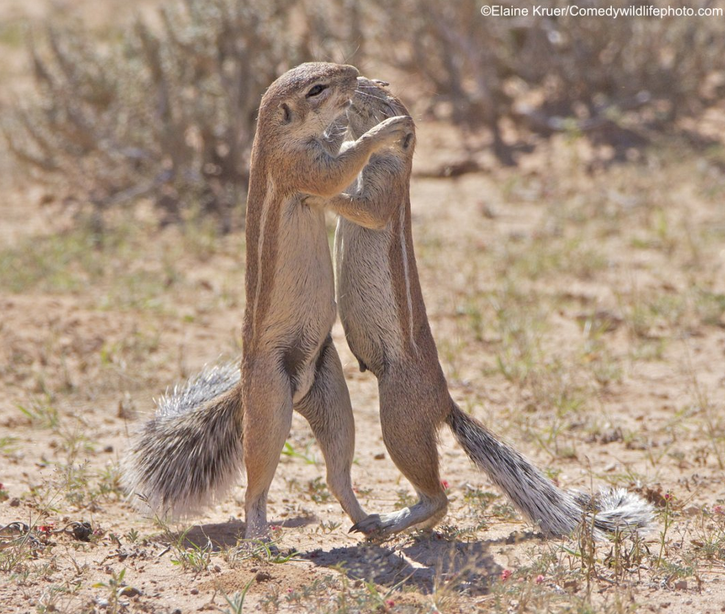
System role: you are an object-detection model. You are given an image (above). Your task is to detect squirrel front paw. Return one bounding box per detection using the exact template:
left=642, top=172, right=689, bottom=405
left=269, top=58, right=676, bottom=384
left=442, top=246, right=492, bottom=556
left=364, top=115, right=414, bottom=148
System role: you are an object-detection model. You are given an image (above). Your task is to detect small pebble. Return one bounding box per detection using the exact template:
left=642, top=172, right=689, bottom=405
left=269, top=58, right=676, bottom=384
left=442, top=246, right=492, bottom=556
left=563, top=579, right=579, bottom=592
left=119, top=587, right=141, bottom=598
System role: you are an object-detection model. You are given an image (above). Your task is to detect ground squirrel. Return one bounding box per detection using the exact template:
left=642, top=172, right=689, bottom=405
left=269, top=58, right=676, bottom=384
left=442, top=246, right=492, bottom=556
left=308, top=78, right=653, bottom=538
left=123, top=63, right=413, bottom=539
left=123, top=70, right=651, bottom=541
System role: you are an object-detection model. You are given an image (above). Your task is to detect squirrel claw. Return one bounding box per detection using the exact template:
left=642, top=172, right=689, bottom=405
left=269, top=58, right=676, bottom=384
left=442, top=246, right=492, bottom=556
left=349, top=514, right=390, bottom=538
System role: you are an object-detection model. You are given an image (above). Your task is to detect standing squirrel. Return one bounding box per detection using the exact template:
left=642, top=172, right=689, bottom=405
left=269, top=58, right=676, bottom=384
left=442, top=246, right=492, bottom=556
left=122, top=63, right=413, bottom=539
left=306, top=78, right=653, bottom=538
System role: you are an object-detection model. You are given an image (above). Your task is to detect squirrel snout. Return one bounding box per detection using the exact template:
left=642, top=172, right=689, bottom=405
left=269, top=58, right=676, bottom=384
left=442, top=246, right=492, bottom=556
left=357, top=76, right=390, bottom=88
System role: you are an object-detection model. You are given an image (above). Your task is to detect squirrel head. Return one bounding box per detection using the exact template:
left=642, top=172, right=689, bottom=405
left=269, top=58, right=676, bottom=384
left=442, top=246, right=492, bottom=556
left=348, top=77, right=416, bottom=153
left=257, top=62, right=359, bottom=141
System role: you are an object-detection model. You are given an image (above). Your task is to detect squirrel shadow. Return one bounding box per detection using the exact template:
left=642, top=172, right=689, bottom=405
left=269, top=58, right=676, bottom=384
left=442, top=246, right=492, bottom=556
left=168, top=520, right=542, bottom=596
left=172, top=515, right=317, bottom=550
left=302, top=529, right=542, bottom=595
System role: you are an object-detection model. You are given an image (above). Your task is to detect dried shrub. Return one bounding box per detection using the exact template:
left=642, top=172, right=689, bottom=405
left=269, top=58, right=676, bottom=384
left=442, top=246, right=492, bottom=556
left=4, top=0, right=725, bottom=223
left=3, top=0, right=359, bottom=232
left=363, top=0, right=515, bottom=160
left=365, top=0, right=725, bottom=162
left=510, top=4, right=725, bottom=144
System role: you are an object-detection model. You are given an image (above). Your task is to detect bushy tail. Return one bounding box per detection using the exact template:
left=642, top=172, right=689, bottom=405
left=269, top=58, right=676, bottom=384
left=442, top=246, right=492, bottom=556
left=446, top=404, right=653, bottom=537
left=122, top=362, right=244, bottom=518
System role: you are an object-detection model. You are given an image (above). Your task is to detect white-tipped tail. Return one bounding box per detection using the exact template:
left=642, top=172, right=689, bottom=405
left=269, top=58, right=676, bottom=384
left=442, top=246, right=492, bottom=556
left=447, top=404, right=653, bottom=537
left=575, top=488, right=654, bottom=535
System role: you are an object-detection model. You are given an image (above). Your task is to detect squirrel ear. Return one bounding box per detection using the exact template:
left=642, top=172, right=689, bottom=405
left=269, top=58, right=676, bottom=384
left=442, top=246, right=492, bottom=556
left=280, top=103, right=292, bottom=124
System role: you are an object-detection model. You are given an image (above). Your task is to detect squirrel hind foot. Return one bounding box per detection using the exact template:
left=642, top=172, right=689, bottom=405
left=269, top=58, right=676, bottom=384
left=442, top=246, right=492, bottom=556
left=349, top=513, right=400, bottom=541
left=349, top=496, right=448, bottom=539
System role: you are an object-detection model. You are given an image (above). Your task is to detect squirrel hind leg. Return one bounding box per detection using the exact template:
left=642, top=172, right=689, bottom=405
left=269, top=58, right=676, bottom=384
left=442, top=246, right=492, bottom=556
left=358, top=391, right=449, bottom=538
left=294, top=339, right=367, bottom=525
left=242, top=360, right=294, bottom=539
left=352, top=419, right=448, bottom=538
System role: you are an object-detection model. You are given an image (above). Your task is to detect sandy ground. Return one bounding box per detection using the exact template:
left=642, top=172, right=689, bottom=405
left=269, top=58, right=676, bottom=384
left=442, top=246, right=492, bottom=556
left=2, top=2, right=725, bottom=613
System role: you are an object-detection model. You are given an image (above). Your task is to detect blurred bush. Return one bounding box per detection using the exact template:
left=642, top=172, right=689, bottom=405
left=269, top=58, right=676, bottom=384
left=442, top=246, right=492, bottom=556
left=365, top=0, right=725, bottom=164
left=3, top=0, right=360, bottom=232
left=3, top=0, right=724, bottom=228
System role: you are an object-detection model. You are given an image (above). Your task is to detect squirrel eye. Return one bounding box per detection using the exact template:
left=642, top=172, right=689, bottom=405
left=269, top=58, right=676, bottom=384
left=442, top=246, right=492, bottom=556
left=306, top=84, right=328, bottom=98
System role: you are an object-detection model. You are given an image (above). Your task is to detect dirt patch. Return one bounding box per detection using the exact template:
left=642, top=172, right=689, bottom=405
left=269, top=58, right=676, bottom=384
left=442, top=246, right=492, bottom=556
left=2, top=2, right=725, bottom=613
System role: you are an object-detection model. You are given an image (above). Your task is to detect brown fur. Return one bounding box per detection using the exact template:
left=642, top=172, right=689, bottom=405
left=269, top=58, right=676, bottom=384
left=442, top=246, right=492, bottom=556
left=123, top=64, right=414, bottom=539
left=235, top=63, right=413, bottom=538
